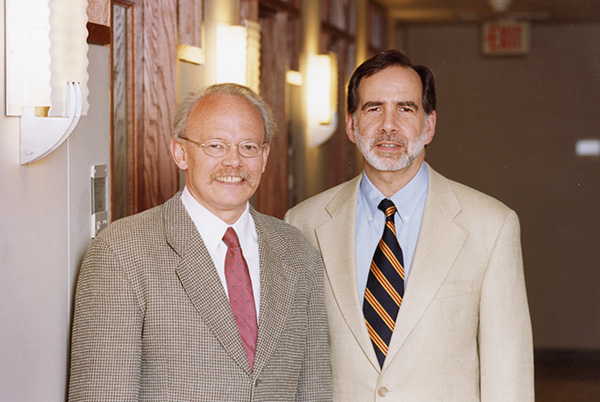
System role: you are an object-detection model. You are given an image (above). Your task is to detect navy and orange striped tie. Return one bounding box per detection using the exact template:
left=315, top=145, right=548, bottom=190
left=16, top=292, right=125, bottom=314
left=363, top=198, right=405, bottom=367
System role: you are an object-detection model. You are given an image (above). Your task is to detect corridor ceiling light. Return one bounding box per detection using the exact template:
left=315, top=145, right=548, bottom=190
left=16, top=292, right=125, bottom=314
left=5, top=0, right=89, bottom=164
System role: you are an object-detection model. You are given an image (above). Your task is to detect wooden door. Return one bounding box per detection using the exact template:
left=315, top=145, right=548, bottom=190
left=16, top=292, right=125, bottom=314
left=111, top=0, right=179, bottom=220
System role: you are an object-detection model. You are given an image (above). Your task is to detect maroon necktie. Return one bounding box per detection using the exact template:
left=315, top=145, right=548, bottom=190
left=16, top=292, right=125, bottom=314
left=223, top=227, right=258, bottom=368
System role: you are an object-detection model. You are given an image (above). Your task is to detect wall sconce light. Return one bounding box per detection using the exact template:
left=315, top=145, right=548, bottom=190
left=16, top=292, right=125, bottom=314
left=215, top=21, right=261, bottom=94
left=5, top=0, right=89, bottom=165
left=306, top=52, right=338, bottom=147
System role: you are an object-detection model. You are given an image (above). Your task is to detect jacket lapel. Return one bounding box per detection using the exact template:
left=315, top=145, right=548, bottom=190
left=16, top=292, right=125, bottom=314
left=384, top=165, right=468, bottom=367
left=314, top=176, right=381, bottom=368
left=165, top=194, right=252, bottom=373
left=250, top=209, right=300, bottom=375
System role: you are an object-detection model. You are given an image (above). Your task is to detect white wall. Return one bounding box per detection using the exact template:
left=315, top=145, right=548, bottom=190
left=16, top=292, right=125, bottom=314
left=0, top=5, right=111, bottom=398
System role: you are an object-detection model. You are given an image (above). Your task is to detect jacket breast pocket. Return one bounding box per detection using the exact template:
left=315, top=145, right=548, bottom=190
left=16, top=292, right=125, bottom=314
left=434, top=280, right=474, bottom=299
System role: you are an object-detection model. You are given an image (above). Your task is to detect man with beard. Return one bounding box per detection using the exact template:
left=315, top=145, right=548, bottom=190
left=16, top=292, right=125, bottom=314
left=69, top=83, right=332, bottom=402
left=284, top=50, right=533, bottom=401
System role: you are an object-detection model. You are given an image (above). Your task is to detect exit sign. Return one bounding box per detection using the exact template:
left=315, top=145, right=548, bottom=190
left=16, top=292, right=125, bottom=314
left=482, top=20, right=530, bottom=55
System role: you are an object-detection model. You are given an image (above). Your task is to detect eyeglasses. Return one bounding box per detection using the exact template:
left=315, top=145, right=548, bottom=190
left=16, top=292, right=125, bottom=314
left=179, top=137, right=267, bottom=158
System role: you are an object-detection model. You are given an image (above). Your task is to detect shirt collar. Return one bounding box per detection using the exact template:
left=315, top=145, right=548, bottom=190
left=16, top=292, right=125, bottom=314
left=359, top=162, right=429, bottom=224
left=181, top=187, right=255, bottom=253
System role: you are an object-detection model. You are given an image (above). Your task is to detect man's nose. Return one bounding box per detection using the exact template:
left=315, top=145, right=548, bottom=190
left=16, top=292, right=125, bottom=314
left=221, top=144, right=242, bottom=167
left=380, top=109, right=399, bottom=132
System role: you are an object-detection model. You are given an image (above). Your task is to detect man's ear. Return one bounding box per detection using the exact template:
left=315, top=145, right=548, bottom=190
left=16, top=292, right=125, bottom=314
left=346, top=113, right=357, bottom=144
left=170, top=138, right=188, bottom=170
left=260, top=143, right=270, bottom=173
left=424, top=111, right=437, bottom=145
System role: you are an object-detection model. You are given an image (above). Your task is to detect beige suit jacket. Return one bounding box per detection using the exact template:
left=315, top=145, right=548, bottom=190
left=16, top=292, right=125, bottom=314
left=284, top=164, right=534, bottom=402
left=69, top=193, right=332, bottom=402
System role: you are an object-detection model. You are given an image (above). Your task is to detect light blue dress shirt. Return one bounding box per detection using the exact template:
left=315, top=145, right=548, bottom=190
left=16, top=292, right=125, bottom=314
left=356, top=163, right=429, bottom=303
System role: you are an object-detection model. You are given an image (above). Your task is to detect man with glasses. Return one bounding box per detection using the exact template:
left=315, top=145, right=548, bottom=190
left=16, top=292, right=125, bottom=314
left=69, top=83, right=332, bottom=402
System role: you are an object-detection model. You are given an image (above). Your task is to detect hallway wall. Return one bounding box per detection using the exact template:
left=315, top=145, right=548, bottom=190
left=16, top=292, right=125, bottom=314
left=0, top=17, right=111, bottom=399
left=401, top=22, right=600, bottom=350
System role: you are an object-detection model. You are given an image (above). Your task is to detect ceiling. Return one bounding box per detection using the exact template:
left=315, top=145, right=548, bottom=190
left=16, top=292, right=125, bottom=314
left=376, top=0, right=600, bottom=23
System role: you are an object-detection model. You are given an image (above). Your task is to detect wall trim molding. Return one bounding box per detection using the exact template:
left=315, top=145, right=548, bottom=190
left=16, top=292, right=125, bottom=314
left=87, top=22, right=111, bottom=45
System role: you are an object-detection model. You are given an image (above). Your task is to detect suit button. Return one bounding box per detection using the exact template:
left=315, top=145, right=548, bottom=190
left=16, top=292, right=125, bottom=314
left=378, top=387, right=389, bottom=397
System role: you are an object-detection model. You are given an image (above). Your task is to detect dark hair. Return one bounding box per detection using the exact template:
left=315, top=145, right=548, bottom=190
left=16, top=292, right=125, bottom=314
left=347, top=49, right=436, bottom=115
left=173, top=83, right=277, bottom=143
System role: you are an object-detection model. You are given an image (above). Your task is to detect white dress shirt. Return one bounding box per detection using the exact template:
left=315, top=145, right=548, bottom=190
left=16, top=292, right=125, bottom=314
left=181, top=187, right=261, bottom=318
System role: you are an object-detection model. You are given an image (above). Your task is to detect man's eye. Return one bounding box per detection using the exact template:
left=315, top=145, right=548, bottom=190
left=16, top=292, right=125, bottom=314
left=207, top=143, right=225, bottom=150
left=242, top=143, right=259, bottom=152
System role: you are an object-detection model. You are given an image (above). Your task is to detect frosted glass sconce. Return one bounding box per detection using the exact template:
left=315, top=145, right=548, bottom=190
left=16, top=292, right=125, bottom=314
left=215, top=21, right=261, bottom=94
left=306, top=53, right=338, bottom=147
left=5, top=0, right=89, bottom=164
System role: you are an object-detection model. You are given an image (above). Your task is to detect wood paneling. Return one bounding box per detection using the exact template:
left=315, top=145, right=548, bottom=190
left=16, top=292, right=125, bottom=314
left=87, top=23, right=112, bottom=45
left=87, top=0, right=111, bottom=45
left=311, top=0, right=363, bottom=194
left=322, top=39, right=360, bottom=190
left=256, top=8, right=290, bottom=219
left=241, top=0, right=259, bottom=22
left=178, top=0, right=203, bottom=47
left=87, top=0, right=111, bottom=27
left=107, top=0, right=178, bottom=217
left=127, top=0, right=146, bottom=215
left=112, top=4, right=132, bottom=220
left=136, top=0, right=179, bottom=212
left=110, top=0, right=179, bottom=216
left=367, top=1, right=388, bottom=53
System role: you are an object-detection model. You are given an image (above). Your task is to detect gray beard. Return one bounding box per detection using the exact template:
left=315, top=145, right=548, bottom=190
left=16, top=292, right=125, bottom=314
left=353, top=121, right=428, bottom=172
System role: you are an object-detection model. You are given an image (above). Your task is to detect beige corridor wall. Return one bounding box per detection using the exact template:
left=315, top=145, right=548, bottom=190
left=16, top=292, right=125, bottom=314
left=401, top=23, right=600, bottom=350
left=0, top=14, right=111, bottom=400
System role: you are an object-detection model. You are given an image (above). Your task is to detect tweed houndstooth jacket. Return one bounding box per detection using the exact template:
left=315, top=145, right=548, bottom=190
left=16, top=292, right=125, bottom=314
left=68, top=192, right=332, bottom=402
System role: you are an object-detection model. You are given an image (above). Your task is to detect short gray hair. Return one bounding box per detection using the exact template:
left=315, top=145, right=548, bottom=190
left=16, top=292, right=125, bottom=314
left=173, top=83, right=277, bottom=143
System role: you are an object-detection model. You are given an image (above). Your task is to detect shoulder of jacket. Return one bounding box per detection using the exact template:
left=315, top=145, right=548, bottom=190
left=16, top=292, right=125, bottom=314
left=449, top=179, right=512, bottom=213
left=287, top=176, right=359, bottom=216
left=253, top=209, right=310, bottom=242
left=97, top=201, right=167, bottom=244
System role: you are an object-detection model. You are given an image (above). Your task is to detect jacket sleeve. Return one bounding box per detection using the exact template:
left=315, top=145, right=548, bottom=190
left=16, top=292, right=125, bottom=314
left=68, top=238, right=144, bottom=402
left=295, top=253, right=333, bottom=402
left=478, top=210, right=535, bottom=401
